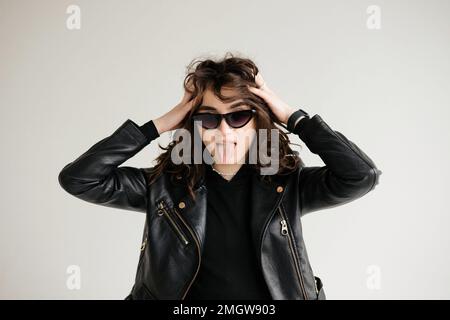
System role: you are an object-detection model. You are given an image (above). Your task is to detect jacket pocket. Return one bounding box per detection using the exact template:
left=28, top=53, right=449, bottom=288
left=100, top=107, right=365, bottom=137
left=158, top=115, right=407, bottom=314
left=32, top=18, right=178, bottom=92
left=314, top=276, right=326, bottom=300
left=157, top=199, right=190, bottom=246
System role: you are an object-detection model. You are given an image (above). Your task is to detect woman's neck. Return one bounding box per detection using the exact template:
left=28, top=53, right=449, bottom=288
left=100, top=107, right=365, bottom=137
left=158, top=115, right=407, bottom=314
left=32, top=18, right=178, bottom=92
left=212, top=163, right=243, bottom=181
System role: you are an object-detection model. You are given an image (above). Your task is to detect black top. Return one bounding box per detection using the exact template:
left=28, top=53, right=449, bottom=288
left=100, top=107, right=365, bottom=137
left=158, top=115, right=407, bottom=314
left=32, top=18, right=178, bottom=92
left=184, top=163, right=272, bottom=300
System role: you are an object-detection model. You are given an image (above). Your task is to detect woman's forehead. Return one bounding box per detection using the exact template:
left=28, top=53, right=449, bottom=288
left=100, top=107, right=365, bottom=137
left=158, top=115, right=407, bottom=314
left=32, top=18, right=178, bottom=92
left=199, top=88, right=246, bottom=113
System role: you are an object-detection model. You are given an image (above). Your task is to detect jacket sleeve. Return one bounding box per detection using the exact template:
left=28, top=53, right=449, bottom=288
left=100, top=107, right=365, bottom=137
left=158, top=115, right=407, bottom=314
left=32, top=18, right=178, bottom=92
left=58, top=119, right=159, bottom=213
left=290, top=113, right=382, bottom=216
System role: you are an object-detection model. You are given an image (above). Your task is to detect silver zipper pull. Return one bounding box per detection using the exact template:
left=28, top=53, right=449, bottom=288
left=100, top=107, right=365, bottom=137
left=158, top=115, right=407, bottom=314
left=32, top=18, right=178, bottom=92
left=280, top=219, right=288, bottom=236
left=157, top=201, right=165, bottom=216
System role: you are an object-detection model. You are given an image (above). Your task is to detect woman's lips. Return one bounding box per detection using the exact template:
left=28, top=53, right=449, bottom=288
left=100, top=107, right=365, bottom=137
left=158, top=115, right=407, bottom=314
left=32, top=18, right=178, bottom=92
left=214, top=141, right=238, bottom=162
left=216, top=142, right=236, bottom=145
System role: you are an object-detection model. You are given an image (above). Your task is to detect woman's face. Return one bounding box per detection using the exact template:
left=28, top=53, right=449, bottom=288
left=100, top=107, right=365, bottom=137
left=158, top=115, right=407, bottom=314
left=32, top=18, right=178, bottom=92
left=193, top=87, right=257, bottom=165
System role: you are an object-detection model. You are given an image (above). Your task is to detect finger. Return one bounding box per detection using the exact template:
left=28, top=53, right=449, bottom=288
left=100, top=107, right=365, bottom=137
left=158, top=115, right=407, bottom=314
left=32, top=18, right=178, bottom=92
left=183, top=98, right=194, bottom=110
left=255, top=73, right=265, bottom=88
left=183, top=89, right=194, bottom=103
left=185, top=77, right=195, bottom=90
left=248, top=85, right=271, bottom=101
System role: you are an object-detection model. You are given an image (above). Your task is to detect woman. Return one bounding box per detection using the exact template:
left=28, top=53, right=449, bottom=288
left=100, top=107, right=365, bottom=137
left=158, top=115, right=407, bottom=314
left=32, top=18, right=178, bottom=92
left=58, top=53, right=382, bottom=300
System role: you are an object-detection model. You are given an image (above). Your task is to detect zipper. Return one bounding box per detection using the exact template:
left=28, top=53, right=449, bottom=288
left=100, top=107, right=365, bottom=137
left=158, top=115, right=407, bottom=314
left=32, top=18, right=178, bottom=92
left=140, top=238, right=147, bottom=251
left=156, top=199, right=201, bottom=299
left=136, top=236, right=147, bottom=274
left=157, top=200, right=190, bottom=246
left=172, top=206, right=202, bottom=300
left=278, top=206, right=308, bottom=300
left=314, top=277, right=320, bottom=296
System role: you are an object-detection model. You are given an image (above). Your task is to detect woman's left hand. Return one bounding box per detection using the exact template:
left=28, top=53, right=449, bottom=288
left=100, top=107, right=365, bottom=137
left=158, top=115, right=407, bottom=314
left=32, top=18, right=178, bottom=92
left=247, top=72, right=296, bottom=125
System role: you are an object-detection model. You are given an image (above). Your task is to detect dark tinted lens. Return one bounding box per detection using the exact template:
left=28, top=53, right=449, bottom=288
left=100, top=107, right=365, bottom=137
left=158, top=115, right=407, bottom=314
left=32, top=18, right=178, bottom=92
left=226, top=110, right=253, bottom=128
left=193, top=113, right=219, bottom=129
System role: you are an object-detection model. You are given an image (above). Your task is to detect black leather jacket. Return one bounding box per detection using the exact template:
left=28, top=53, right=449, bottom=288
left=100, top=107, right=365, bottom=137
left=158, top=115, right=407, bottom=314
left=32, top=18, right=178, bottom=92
left=58, top=114, right=382, bottom=300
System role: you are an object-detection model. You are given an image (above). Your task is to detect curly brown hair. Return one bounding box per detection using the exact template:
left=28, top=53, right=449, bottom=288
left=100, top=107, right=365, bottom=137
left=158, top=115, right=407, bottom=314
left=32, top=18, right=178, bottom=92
left=144, top=52, right=303, bottom=202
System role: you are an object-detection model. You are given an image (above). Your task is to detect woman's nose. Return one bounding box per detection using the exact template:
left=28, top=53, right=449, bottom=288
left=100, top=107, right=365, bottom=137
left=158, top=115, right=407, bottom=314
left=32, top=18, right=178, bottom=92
left=218, top=117, right=233, bottom=134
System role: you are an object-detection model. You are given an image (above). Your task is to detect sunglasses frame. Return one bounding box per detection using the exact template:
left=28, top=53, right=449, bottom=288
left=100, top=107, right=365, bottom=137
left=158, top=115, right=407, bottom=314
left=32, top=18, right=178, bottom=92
left=192, top=108, right=257, bottom=129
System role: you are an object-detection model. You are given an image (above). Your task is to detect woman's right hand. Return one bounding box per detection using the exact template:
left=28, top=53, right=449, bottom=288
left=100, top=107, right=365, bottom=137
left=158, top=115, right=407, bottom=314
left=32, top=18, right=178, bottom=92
left=153, top=84, right=196, bottom=134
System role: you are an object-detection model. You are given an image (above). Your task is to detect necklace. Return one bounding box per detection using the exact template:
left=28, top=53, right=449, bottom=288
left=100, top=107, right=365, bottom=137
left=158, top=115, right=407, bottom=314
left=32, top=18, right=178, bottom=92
left=211, top=165, right=238, bottom=177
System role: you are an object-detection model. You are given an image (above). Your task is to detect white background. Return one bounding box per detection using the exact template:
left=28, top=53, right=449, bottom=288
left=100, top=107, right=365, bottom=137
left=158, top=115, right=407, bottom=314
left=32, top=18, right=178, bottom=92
left=0, top=0, right=449, bottom=299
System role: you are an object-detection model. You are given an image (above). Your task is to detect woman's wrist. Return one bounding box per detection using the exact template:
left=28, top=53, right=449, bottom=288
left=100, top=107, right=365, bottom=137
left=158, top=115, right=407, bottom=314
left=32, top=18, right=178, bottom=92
left=285, top=108, right=297, bottom=124
left=152, top=117, right=165, bottom=135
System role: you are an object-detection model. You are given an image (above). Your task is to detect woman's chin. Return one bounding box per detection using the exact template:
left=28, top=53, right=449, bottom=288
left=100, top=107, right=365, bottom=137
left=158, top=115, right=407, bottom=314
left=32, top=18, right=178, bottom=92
left=213, top=154, right=245, bottom=165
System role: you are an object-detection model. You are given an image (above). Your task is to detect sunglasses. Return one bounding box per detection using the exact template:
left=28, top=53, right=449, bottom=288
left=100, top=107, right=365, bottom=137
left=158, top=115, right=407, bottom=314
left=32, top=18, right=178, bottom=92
left=192, top=109, right=256, bottom=129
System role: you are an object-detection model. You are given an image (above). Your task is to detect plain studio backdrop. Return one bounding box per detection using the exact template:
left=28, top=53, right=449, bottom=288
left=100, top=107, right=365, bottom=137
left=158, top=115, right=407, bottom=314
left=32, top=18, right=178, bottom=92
left=0, top=0, right=449, bottom=299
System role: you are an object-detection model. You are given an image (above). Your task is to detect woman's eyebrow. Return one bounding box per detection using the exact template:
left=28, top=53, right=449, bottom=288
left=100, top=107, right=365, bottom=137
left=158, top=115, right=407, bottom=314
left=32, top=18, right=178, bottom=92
left=198, top=101, right=247, bottom=112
